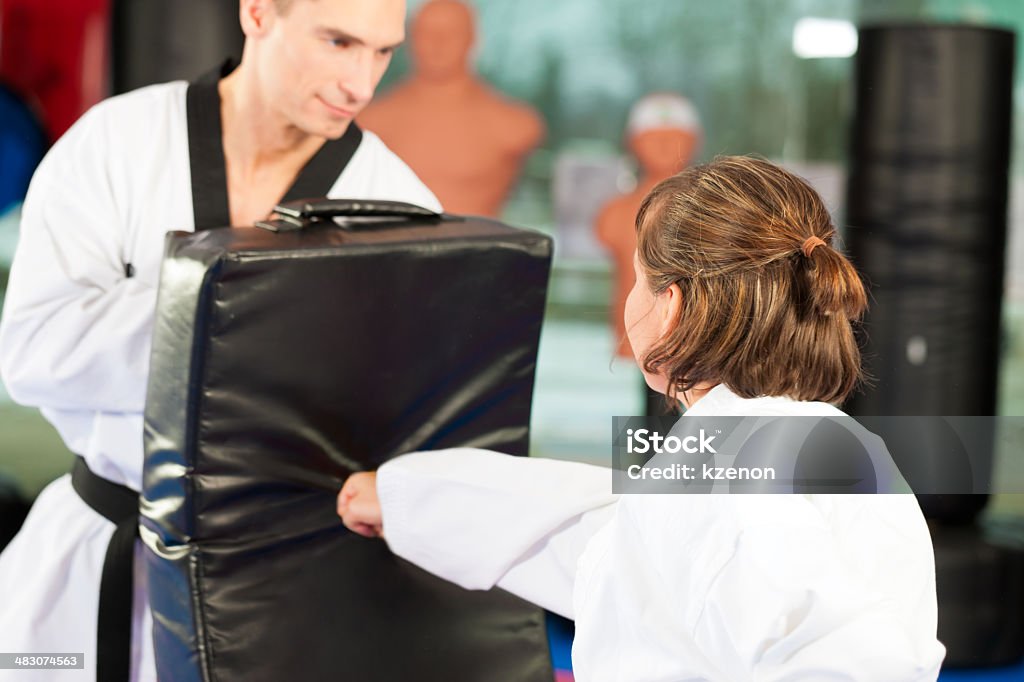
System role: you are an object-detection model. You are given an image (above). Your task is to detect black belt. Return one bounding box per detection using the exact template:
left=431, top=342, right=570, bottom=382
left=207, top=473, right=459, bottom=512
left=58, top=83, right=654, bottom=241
left=70, top=456, right=138, bottom=682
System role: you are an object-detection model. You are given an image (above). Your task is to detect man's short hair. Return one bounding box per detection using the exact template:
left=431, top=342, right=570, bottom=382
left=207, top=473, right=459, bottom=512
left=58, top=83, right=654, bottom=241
left=273, top=0, right=297, bottom=15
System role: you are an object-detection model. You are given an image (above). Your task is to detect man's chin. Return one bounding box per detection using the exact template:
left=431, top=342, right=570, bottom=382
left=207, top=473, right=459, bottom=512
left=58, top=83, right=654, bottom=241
left=301, top=119, right=351, bottom=141
left=321, top=121, right=352, bottom=140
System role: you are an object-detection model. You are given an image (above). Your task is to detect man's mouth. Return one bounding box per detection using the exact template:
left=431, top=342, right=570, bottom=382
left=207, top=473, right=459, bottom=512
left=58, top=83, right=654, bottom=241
left=318, top=96, right=355, bottom=119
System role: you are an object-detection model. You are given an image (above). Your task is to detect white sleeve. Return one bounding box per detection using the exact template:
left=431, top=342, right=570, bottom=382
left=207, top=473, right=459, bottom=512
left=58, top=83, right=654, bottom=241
left=693, top=516, right=945, bottom=681
left=377, top=448, right=618, bottom=619
left=377, top=153, right=442, bottom=214
left=0, top=107, right=156, bottom=413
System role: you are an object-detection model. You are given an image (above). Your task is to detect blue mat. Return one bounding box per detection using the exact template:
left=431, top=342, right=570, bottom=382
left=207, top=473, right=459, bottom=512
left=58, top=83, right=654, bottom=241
left=546, top=612, right=574, bottom=672
left=939, top=661, right=1024, bottom=681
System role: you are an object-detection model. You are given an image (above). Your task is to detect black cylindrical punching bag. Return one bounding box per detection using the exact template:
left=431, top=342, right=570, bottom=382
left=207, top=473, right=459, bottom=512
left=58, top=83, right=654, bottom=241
left=846, top=26, right=1024, bottom=669
left=111, top=0, right=244, bottom=94
left=847, top=24, right=1013, bottom=416
left=845, top=25, right=1014, bottom=523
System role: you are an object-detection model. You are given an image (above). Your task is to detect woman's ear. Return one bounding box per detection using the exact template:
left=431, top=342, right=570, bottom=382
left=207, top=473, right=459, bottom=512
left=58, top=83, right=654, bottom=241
left=658, top=282, right=683, bottom=338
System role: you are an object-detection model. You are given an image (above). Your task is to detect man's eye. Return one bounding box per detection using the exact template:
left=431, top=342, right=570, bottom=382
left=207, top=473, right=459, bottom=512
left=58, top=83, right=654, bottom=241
left=328, top=39, right=351, bottom=48
left=378, top=47, right=394, bottom=56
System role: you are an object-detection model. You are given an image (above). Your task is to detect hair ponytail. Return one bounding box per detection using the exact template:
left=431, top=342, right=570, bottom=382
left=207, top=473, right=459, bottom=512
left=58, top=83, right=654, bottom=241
left=800, top=239, right=868, bottom=321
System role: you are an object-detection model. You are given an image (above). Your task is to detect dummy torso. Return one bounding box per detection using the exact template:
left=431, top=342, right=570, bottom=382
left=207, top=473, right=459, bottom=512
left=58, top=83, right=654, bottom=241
left=359, top=0, right=544, bottom=217
left=596, top=183, right=656, bottom=358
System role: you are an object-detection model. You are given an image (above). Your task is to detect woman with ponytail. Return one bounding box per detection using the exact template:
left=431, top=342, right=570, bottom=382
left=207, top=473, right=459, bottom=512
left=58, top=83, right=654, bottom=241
left=337, top=156, right=945, bottom=681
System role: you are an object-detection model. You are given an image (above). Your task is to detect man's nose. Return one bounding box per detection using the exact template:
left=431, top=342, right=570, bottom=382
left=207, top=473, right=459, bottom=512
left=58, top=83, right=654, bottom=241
left=338, top=49, right=376, bottom=105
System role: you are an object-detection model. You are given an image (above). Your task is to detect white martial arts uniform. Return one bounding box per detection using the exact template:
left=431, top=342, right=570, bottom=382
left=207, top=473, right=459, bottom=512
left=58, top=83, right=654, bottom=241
left=377, top=384, right=947, bottom=681
left=0, top=80, right=440, bottom=681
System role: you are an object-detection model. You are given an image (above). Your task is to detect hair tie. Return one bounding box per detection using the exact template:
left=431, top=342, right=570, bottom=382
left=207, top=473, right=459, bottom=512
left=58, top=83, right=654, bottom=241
left=801, top=235, right=827, bottom=258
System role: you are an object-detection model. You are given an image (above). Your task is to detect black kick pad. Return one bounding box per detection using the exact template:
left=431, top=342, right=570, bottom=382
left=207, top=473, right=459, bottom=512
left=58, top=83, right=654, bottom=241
left=140, top=209, right=554, bottom=682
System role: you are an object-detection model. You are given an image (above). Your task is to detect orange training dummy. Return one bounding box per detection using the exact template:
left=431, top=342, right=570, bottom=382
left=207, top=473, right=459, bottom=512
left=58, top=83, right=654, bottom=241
left=358, top=0, right=544, bottom=216
left=596, top=93, right=701, bottom=358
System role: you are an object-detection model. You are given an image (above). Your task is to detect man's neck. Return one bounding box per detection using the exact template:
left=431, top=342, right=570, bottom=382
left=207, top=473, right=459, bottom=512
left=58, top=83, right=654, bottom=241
left=218, top=66, right=326, bottom=176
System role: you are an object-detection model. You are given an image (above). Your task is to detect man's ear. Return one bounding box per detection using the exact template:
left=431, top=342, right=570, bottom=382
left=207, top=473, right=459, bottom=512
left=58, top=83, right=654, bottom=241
left=240, top=0, right=277, bottom=38
left=658, top=282, right=683, bottom=338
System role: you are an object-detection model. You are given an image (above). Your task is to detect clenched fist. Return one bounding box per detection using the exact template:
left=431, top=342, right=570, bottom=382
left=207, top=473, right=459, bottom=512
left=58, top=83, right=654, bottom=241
left=336, top=472, right=383, bottom=538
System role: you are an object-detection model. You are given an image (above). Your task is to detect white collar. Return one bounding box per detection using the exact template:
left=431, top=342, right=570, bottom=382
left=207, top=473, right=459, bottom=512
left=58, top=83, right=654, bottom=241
left=681, top=383, right=846, bottom=417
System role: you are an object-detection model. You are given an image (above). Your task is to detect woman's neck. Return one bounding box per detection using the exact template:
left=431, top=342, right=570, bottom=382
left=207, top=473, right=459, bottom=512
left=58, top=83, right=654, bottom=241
left=680, top=383, right=718, bottom=409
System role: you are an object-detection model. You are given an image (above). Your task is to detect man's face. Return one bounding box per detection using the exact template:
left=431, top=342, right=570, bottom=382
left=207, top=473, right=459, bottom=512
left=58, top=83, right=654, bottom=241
left=255, top=0, right=406, bottom=138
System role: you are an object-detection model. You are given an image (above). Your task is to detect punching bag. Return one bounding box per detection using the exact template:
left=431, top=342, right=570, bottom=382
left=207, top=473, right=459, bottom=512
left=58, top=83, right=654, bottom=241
left=111, top=0, right=243, bottom=93
left=845, top=25, right=1014, bottom=523
left=0, top=0, right=110, bottom=141
left=846, top=25, right=1024, bottom=669
left=0, top=475, right=29, bottom=552
left=0, top=84, right=47, bottom=213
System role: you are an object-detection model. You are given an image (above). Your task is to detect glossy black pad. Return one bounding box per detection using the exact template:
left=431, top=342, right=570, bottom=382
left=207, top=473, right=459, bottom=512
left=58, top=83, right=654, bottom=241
left=141, top=214, right=554, bottom=682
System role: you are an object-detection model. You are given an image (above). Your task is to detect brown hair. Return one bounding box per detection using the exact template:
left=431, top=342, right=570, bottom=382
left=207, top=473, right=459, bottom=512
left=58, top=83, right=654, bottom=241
left=272, top=0, right=300, bottom=15
left=635, top=155, right=868, bottom=405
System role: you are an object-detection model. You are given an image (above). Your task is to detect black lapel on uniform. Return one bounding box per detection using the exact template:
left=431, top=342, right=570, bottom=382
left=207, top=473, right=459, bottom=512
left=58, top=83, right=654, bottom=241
left=186, top=60, right=234, bottom=231
left=281, top=121, right=363, bottom=203
left=186, top=59, right=364, bottom=230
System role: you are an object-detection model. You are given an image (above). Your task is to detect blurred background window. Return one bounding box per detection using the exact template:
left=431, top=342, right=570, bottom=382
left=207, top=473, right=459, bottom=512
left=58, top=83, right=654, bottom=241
left=1, top=0, right=1022, bottom=516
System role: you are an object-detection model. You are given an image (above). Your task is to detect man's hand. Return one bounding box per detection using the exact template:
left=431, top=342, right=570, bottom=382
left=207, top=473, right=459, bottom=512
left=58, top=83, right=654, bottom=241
left=336, top=472, right=383, bottom=538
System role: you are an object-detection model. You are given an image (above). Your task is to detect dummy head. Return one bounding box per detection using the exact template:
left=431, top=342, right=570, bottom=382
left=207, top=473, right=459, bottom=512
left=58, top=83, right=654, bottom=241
left=625, top=156, right=867, bottom=404
left=238, top=0, right=406, bottom=138
left=626, top=93, right=702, bottom=178
left=411, top=0, right=476, bottom=81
